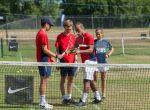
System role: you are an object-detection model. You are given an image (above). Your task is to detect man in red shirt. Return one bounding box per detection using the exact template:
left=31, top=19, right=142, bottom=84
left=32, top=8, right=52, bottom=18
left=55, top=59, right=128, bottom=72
left=74, top=22, right=102, bottom=106
left=55, top=19, right=76, bottom=104
left=36, top=17, right=62, bottom=109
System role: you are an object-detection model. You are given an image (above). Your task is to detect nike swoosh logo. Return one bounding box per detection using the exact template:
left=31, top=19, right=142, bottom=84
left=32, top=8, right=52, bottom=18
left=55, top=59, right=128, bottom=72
left=8, top=87, right=29, bottom=94
left=9, top=46, right=16, bottom=49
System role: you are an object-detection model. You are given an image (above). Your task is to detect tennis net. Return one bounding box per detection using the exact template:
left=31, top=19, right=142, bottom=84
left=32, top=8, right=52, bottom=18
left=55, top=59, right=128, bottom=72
left=0, top=61, right=150, bottom=110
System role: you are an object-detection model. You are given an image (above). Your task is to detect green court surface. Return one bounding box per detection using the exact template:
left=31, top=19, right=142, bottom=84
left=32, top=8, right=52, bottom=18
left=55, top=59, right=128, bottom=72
left=0, top=65, right=150, bottom=110
left=0, top=28, right=150, bottom=110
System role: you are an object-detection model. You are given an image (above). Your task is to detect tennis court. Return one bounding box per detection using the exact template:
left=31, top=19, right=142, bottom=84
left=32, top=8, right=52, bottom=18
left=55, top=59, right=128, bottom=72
left=0, top=25, right=150, bottom=110
left=0, top=62, right=150, bottom=110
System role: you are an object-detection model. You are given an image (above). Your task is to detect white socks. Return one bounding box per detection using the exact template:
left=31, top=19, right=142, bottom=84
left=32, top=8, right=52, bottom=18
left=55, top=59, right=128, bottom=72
left=94, top=91, right=101, bottom=100
left=67, top=94, right=72, bottom=99
left=81, top=93, right=88, bottom=102
left=81, top=91, right=101, bottom=103
left=62, top=94, right=72, bottom=100
left=40, top=95, right=46, bottom=105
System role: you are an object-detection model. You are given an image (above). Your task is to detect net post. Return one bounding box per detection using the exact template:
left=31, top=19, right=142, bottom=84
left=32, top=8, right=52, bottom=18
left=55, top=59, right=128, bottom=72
left=121, top=33, right=125, bottom=54
left=1, top=38, right=3, bottom=58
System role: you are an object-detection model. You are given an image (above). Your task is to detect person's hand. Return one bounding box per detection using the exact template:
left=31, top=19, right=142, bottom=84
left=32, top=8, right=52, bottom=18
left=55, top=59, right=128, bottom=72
left=105, top=54, right=110, bottom=58
left=69, top=48, right=78, bottom=53
left=74, top=49, right=80, bottom=55
left=57, top=54, right=64, bottom=59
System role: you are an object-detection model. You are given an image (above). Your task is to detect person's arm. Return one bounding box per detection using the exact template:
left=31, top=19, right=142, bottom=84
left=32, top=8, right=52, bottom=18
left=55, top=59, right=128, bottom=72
left=55, top=48, right=59, bottom=54
left=76, top=44, right=94, bottom=54
left=42, top=45, right=57, bottom=58
left=106, top=47, right=114, bottom=58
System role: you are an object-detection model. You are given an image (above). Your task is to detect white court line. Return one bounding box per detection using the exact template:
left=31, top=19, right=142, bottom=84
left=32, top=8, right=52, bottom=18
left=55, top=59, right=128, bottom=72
left=73, top=84, right=101, bottom=110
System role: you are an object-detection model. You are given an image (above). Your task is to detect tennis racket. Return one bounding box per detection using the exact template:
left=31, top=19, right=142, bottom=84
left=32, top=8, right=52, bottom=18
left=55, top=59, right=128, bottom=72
left=61, top=34, right=75, bottom=58
left=56, top=34, right=75, bottom=70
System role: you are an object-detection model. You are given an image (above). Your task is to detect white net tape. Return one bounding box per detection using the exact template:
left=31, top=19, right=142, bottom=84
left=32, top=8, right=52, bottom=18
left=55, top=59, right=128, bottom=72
left=0, top=61, right=150, bottom=68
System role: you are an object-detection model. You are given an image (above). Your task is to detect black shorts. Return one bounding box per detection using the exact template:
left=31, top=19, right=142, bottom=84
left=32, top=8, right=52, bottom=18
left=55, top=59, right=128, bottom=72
left=60, top=67, right=76, bottom=77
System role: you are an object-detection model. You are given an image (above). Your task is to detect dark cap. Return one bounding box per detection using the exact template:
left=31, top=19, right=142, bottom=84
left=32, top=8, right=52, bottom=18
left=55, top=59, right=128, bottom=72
left=41, top=17, right=54, bottom=26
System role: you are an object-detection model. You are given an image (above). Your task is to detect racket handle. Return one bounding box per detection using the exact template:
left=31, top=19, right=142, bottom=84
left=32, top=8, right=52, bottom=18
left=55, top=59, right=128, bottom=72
left=75, top=54, right=78, bottom=63
left=61, top=52, right=66, bottom=58
left=56, top=58, right=59, bottom=63
left=79, top=44, right=88, bottom=47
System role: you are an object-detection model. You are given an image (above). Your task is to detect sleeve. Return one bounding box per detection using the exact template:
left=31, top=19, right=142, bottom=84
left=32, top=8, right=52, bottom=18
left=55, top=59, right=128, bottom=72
left=107, top=41, right=113, bottom=49
left=40, top=33, right=47, bottom=45
left=86, top=33, right=94, bottom=45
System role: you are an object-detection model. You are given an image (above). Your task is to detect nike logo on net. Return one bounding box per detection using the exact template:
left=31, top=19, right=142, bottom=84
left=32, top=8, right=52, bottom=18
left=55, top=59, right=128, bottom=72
left=8, top=87, right=29, bottom=94
left=9, top=46, right=16, bottom=49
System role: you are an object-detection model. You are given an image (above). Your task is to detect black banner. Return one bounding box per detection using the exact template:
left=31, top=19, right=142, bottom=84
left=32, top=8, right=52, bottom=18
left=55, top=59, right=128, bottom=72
left=5, top=75, right=34, bottom=104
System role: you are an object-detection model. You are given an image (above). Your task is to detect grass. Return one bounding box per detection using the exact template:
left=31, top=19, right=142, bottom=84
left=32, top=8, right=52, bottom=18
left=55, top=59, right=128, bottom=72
left=0, top=41, right=150, bottom=63
left=0, top=66, right=150, bottom=110
left=0, top=28, right=150, bottom=110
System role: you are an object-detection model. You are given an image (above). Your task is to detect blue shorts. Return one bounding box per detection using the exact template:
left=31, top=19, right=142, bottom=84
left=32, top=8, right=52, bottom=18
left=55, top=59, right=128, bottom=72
left=38, top=56, right=52, bottom=77
left=60, top=67, right=76, bottom=77
left=38, top=66, right=51, bottom=77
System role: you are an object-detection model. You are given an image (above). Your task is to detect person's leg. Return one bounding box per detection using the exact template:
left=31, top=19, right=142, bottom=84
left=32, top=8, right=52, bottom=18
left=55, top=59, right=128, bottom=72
left=60, top=67, right=68, bottom=104
left=67, top=76, right=73, bottom=99
left=40, top=76, right=49, bottom=104
left=94, top=71, right=98, bottom=82
left=90, top=71, right=101, bottom=103
left=90, top=71, right=98, bottom=92
left=81, top=79, right=90, bottom=103
left=38, top=65, right=53, bottom=109
left=38, top=66, right=51, bottom=105
left=66, top=67, right=76, bottom=100
left=60, top=76, right=67, bottom=100
left=77, top=60, right=99, bottom=106
left=101, top=72, right=106, bottom=98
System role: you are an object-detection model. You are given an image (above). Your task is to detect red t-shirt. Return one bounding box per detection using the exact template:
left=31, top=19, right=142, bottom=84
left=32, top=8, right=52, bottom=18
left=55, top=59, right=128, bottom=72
left=76, top=32, right=94, bottom=63
left=36, top=29, right=53, bottom=62
left=55, top=32, right=76, bottom=63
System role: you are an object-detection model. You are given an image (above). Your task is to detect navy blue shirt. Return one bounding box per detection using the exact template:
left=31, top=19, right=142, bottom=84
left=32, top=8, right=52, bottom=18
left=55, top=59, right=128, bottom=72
left=94, top=39, right=112, bottom=63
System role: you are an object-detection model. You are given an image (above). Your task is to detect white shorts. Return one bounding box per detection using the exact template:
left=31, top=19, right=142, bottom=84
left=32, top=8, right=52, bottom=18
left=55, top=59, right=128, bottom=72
left=83, top=60, right=97, bottom=80
left=96, top=66, right=109, bottom=73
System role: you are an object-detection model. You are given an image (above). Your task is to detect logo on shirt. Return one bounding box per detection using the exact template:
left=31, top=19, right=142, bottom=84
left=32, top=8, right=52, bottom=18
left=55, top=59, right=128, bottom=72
left=96, top=48, right=106, bottom=53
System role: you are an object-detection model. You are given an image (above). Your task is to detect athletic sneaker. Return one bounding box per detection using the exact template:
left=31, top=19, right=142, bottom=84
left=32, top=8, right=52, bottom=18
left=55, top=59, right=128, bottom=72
left=62, top=99, right=75, bottom=105
left=92, top=97, right=102, bottom=104
left=102, top=96, right=106, bottom=100
left=67, top=99, right=76, bottom=104
left=39, top=103, right=53, bottom=109
left=76, top=99, right=86, bottom=106
left=62, top=99, right=68, bottom=105
left=102, top=94, right=106, bottom=101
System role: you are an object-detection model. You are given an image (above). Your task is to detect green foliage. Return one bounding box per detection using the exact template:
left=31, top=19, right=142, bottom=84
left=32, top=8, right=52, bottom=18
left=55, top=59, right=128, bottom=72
left=0, top=0, right=60, bottom=17
left=61, top=0, right=150, bottom=17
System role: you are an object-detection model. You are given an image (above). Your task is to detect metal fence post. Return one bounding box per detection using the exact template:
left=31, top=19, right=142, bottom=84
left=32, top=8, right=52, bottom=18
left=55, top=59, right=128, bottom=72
left=1, top=38, right=3, bottom=58
left=91, top=15, right=94, bottom=29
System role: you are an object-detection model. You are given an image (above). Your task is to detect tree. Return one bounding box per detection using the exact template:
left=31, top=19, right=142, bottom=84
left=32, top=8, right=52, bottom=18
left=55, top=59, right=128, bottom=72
left=61, top=0, right=108, bottom=16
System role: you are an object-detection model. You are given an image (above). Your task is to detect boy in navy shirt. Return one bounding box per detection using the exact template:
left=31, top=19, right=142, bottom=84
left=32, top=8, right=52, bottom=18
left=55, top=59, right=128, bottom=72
left=94, top=28, right=114, bottom=99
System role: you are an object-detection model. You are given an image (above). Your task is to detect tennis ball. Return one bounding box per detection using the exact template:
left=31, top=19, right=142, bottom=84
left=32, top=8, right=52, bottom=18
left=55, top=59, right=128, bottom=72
left=16, top=69, right=22, bottom=73
left=31, top=70, right=35, bottom=73
left=19, top=69, right=22, bottom=73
